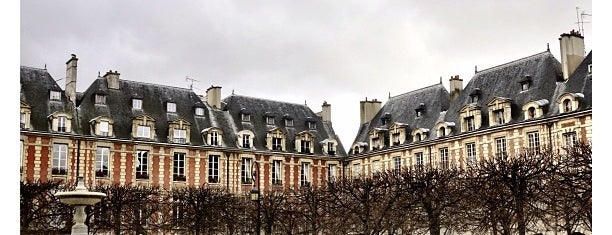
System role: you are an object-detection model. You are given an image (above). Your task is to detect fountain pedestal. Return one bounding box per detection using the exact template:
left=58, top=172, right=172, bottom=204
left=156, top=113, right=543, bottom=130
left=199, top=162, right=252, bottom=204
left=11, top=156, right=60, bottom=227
left=55, top=177, right=106, bottom=235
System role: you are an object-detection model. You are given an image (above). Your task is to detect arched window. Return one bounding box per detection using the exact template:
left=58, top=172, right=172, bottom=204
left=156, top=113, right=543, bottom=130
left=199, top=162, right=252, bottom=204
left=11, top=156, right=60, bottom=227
left=527, top=107, right=536, bottom=119
left=438, top=127, right=446, bottom=137
left=563, top=99, right=572, bottom=112
left=415, top=133, right=421, bottom=142
left=354, top=146, right=360, bottom=154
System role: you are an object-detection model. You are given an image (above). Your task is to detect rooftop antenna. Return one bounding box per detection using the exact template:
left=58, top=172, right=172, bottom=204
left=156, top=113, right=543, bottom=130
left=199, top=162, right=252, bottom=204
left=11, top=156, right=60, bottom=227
left=185, top=76, right=200, bottom=90
left=575, top=7, right=591, bottom=36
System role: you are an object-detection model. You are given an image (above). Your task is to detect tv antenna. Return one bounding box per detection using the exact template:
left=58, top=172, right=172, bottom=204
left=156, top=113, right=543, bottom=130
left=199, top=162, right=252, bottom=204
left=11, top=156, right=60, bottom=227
left=575, top=7, right=591, bottom=36
left=185, top=76, right=200, bottom=90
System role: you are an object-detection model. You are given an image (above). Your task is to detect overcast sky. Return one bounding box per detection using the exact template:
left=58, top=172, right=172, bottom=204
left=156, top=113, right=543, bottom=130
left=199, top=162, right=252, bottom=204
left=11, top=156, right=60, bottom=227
left=20, top=0, right=592, bottom=151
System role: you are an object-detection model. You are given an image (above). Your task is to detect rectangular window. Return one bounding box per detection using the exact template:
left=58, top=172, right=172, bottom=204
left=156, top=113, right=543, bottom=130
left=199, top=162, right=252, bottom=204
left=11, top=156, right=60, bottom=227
left=99, top=121, right=109, bottom=136
left=372, top=160, right=381, bottom=174
left=466, top=117, right=475, bottom=131
left=285, top=119, right=293, bottom=127
left=50, top=91, right=61, bottom=101
left=563, top=132, right=577, bottom=148
left=300, top=140, right=311, bottom=154
left=173, top=129, right=187, bottom=144
left=415, top=152, right=423, bottom=168
left=393, top=157, right=401, bottom=173
left=241, top=158, right=253, bottom=184
left=521, top=82, right=530, bottom=91
left=242, top=135, right=250, bottom=148
left=495, top=137, right=507, bottom=158
left=58, top=116, right=67, bottom=132
left=527, top=131, right=540, bottom=154
left=20, top=140, right=24, bottom=173
left=466, top=143, right=476, bottom=164
left=195, top=107, right=204, bottom=116
left=52, top=144, right=68, bottom=175
left=392, top=133, right=400, bottom=145
left=352, top=163, right=361, bottom=178
left=272, top=160, right=282, bottom=185
left=494, top=110, right=505, bottom=125
left=210, top=132, right=218, bottom=146
left=272, top=137, right=282, bottom=151
left=167, top=102, right=176, bottom=113
left=266, top=117, right=275, bottom=125
left=20, top=113, right=26, bottom=129
left=300, top=162, right=310, bottom=186
left=439, top=148, right=449, bottom=169
left=96, top=147, right=110, bottom=177
left=132, top=99, right=142, bottom=110
left=208, top=155, right=219, bottom=183
left=328, top=164, right=337, bottom=182
left=242, top=114, right=251, bottom=122
left=137, top=125, right=150, bottom=138
left=136, top=150, right=148, bottom=179
left=95, top=94, right=106, bottom=105
left=173, top=153, right=186, bottom=181
left=308, top=122, right=317, bottom=129
left=471, top=95, right=478, bottom=103
left=327, top=142, right=335, bottom=155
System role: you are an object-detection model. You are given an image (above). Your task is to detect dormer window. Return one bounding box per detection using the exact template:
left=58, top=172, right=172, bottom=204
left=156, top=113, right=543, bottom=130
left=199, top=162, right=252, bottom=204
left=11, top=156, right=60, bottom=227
left=296, top=131, right=314, bottom=154
left=494, top=109, right=505, bottom=125
left=488, top=97, right=512, bottom=127
left=415, top=133, right=421, bottom=142
left=354, top=146, right=360, bottom=154
left=210, top=132, right=219, bottom=145
left=20, top=102, right=31, bottom=130
left=469, top=88, right=481, bottom=103
left=300, top=140, right=311, bottom=153
left=137, top=125, right=150, bottom=138
left=557, top=93, right=582, bottom=114
left=563, top=99, right=572, bottom=112
left=243, top=134, right=250, bottom=148
left=266, top=116, right=275, bottom=125
left=272, top=137, right=282, bottom=150
left=466, top=117, right=475, bottom=131
left=99, top=121, right=109, bottom=136
left=95, top=94, right=106, bottom=105
left=20, top=113, right=26, bottom=129
left=519, top=75, right=532, bottom=91
left=308, top=121, right=317, bottom=129
left=285, top=119, right=293, bottom=127
left=415, top=103, right=425, bottom=118
left=327, top=142, right=335, bottom=155
left=167, top=102, right=176, bottom=113
left=392, top=133, right=400, bottom=145
left=522, top=99, right=548, bottom=121
left=527, top=107, right=535, bottom=119
left=132, top=99, right=142, bottom=110
left=50, top=91, right=61, bottom=101
left=195, top=107, right=205, bottom=116
left=242, top=113, right=251, bottom=122
left=238, top=130, right=255, bottom=148
left=470, top=95, right=479, bottom=103
left=587, top=64, right=592, bottom=78
left=267, top=128, right=285, bottom=151
left=438, top=127, right=446, bottom=137
left=173, top=129, right=187, bottom=144
left=322, top=139, right=338, bottom=155
left=202, top=127, right=223, bottom=146
left=58, top=117, right=67, bottom=132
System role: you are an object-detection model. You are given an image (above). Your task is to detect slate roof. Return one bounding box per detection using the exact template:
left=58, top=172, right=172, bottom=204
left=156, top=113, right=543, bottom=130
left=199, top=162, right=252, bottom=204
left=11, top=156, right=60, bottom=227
left=350, top=50, right=592, bottom=155
left=352, top=83, right=450, bottom=146
left=222, top=94, right=346, bottom=156
left=20, top=67, right=76, bottom=132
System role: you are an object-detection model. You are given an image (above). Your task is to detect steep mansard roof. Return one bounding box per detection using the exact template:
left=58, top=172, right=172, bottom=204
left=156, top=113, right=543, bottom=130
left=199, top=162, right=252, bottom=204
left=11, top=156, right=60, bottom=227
left=350, top=50, right=592, bottom=154
left=20, top=67, right=76, bottom=132
left=352, top=83, right=450, bottom=145
left=20, top=70, right=346, bottom=157
left=222, top=94, right=347, bottom=156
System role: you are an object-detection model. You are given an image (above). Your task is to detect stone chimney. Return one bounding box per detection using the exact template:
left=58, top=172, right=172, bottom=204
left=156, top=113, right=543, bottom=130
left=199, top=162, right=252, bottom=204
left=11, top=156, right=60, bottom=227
left=449, top=75, right=463, bottom=102
left=206, top=86, right=222, bottom=109
left=321, top=101, right=331, bottom=122
left=65, top=54, right=78, bottom=104
left=359, top=98, right=382, bottom=125
left=559, top=30, right=585, bottom=80
left=103, top=70, right=120, bottom=89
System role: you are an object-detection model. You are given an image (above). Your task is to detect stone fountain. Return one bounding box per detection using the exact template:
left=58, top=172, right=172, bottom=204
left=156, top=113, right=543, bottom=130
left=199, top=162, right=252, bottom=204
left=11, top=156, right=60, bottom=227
left=55, top=176, right=106, bottom=235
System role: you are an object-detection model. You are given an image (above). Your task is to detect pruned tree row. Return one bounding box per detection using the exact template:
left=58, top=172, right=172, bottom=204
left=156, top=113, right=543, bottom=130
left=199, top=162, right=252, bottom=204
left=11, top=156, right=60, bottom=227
left=21, top=142, right=591, bottom=235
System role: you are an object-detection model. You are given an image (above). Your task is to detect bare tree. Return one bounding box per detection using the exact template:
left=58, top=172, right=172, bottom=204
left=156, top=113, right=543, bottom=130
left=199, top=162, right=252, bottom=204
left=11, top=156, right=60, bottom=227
left=20, top=180, right=74, bottom=234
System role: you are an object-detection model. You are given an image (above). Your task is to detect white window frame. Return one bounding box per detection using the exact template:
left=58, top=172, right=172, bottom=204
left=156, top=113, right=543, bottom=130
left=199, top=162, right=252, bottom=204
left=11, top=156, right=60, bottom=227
left=242, top=134, right=251, bottom=148
left=495, top=137, right=507, bottom=158
left=208, top=155, right=219, bottom=183
left=466, top=143, right=476, bottom=164
left=393, top=156, right=401, bottom=173
left=195, top=107, right=205, bottom=116
left=300, top=162, right=310, bottom=186
left=285, top=119, right=293, bottom=127
left=137, top=125, right=151, bottom=138
left=272, top=160, right=282, bottom=185
left=466, top=116, right=475, bottom=131
left=563, top=132, right=577, bottom=147
left=300, top=140, right=311, bottom=154
left=99, top=121, right=109, bottom=136
left=136, top=150, right=149, bottom=179
left=308, top=121, right=317, bottom=129
left=440, top=148, right=449, bottom=169
left=132, top=99, right=143, bottom=110
left=173, top=153, right=186, bottom=181
left=328, top=164, right=337, bottom=182
left=415, top=152, right=423, bottom=167
left=241, top=158, right=253, bottom=184
left=58, top=116, right=67, bottom=132
left=272, top=137, right=282, bottom=151
left=96, top=147, right=110, bottom=177
left=242, top=114, right=251, bottom=122
left=494, top=109, right=505, bottom=125
left=527, top=131, right=540, bottom=154
left=50, top=91, right=61, bottom=101
left=210, top=132, right=219, bottom=146
left=167, top=102, right=177, bottom=113
left=173, top=129, right=187, bottom=144
left=52, top=144, right=68, bottom=175
left=266, top=116, right=275, bottom=125
left=20, top=113, right=26, bottom=128
left=95, top=94, right=106, bottom=105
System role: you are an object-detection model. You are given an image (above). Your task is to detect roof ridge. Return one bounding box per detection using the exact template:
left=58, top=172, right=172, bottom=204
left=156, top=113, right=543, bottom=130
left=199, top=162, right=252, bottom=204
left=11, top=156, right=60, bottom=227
left=225, top=94, right=309, bottom=107
left=121, top=79, right=195, bottom=92
left=389, top=83, right=444, bottom=99
left=476, top=51, right=551, bottom=74
left=20, top=66, right=47, bottom=71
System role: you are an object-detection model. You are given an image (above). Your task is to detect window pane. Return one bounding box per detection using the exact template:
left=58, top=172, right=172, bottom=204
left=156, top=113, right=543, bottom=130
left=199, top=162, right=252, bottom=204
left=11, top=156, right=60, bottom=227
left=96, top=147, right=110, bottom=177
left=195, top=107, right=204, bottom=116
left=133, top=99, right=142, bottom=109
left=136, top=151, right=148, bottom=179
left=167, top=103, right=176, bottom=112
left=52, top=144, right=67, bottom=175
